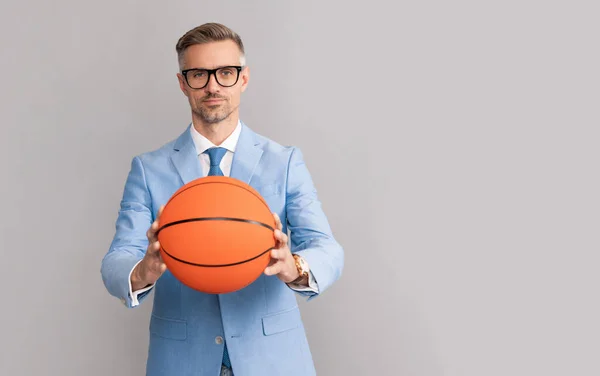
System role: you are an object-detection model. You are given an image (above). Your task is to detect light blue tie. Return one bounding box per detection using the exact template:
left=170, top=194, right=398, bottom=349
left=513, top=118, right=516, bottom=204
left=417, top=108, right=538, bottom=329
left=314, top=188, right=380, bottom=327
left=205, top=147, right=227, bottom=177
left=204, top=146, right=231, bottom=368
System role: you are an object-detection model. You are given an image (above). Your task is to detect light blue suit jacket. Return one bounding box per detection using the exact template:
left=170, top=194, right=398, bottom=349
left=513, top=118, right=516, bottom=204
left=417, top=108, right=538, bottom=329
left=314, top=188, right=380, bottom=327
left=101, top=122, right=344, bottom=376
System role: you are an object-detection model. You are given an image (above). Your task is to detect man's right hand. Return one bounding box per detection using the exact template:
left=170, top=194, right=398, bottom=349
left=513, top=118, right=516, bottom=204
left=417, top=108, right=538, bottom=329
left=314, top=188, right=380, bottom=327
left=131, top=205, right=167, bottom=291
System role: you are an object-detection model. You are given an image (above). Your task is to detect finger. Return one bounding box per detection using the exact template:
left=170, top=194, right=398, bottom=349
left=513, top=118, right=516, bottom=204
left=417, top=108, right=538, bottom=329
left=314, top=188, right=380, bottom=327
left=274, top=230, right=289, bottom=247
left=147, top=240, right=161, bottom=255
left=265, top=262, right=282, bottom=276
left=273, top=212, right=282, bottom=231
left=147, top=220, right=159, bottom=241
left=270, top=247, right=286, bottom=261
left=266, top=257, right=278, bottom=267
left=147, top=258, right=167, bottom=278
left=264, top=260, right=283, bottom=276
left=273, top=229, right=283, bottom=242
left=153, top=259, right=167, bottom=273
left=148, top=206, right=165, bottom=241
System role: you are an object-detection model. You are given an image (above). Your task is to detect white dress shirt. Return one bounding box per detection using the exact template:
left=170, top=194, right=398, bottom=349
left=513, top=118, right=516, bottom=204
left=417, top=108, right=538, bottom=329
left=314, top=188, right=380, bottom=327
left=127, top=120, right=317, bottom=306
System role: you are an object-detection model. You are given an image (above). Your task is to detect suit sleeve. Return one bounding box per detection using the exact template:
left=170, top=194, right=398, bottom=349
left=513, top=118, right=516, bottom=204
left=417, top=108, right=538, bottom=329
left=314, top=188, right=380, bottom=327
left=101, top=156, right=155, bottom=308
left=285, top=147, right=344, bottom=300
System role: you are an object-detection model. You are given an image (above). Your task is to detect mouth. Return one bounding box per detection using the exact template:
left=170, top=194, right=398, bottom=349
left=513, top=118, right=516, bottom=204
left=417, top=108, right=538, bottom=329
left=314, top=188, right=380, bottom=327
left=203, top=98, right=224, bottom=105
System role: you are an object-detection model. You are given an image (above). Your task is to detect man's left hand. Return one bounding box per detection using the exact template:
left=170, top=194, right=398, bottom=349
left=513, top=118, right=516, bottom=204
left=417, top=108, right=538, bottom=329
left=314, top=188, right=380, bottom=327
left=264, top=213, right=301, bottom=283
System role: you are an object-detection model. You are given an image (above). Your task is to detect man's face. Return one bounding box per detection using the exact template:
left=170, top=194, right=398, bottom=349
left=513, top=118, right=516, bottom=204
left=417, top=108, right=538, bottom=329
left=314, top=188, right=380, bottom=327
left=177, top=40, right=249, bottom=124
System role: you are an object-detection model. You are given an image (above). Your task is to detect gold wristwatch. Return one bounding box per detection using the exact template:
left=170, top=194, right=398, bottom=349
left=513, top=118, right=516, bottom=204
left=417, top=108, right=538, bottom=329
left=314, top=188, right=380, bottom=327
left=291, top=254, right=309, bottom=284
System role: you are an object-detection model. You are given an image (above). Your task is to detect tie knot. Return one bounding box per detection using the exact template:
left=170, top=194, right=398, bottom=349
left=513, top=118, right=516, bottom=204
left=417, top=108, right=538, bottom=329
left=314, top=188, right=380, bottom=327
left=205, top=147, right=227, bottom=167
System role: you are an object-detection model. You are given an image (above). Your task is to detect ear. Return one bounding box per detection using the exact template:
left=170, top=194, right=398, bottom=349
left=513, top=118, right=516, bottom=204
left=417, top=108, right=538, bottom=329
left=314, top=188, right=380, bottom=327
left=240, top=66, right=250, bottom=93
left=177, top=73, right=190, bottom=97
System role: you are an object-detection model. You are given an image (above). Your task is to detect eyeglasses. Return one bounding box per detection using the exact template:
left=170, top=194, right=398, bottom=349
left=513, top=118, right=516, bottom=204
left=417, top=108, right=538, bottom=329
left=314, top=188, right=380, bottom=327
left=181, top=66, right=243, bottom=89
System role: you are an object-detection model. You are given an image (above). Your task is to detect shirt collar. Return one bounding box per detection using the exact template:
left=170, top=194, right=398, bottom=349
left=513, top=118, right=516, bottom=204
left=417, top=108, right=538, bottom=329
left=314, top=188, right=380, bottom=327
left=190, top=120, right=242, bottom=155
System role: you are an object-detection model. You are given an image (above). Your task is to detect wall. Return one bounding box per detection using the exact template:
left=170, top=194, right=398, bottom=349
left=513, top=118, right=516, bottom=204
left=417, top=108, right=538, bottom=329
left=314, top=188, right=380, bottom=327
left=0, top=1, right=598, bottom=375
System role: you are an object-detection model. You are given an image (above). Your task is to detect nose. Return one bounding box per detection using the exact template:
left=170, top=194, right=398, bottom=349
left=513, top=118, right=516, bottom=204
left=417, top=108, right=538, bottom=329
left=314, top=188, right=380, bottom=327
left=205, top=72, right=221, bottom=93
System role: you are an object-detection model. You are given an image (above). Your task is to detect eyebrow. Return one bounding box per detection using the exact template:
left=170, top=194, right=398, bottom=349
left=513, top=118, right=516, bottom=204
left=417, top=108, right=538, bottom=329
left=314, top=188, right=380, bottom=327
left=183, top=65, right=241, bottom=70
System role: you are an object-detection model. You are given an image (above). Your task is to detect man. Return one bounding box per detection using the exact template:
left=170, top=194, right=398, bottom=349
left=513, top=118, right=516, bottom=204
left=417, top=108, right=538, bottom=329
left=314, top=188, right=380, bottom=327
left=101, top=22, right=344, bottom=376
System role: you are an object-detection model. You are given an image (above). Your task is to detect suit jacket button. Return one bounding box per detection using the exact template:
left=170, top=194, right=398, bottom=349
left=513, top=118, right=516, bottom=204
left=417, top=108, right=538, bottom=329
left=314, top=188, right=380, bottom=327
left=215, top=336, right=223, bottom=345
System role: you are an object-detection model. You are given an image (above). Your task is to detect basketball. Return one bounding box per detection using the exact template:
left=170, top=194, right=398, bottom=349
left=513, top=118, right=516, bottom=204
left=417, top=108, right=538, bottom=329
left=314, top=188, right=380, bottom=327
left=156, top=176, right=276, bottom=294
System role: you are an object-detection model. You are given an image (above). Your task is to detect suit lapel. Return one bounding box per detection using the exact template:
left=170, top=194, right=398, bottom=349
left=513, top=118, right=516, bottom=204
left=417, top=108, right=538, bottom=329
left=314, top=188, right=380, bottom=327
left=170, top=124, right=204, bottom=185
left=230, top=122, right=263, bottom=185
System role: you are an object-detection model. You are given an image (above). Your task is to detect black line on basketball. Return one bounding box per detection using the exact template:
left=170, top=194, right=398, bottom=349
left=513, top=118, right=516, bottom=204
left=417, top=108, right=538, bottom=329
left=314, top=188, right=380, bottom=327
left=160, top=245, right=274, bottom=267
left=156, top=217, right=274, bottom=236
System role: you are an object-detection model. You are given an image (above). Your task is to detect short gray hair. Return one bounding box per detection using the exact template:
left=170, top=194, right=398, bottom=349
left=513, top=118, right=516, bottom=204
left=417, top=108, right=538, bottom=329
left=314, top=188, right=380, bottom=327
left=175, top=22, right=246, bottom=69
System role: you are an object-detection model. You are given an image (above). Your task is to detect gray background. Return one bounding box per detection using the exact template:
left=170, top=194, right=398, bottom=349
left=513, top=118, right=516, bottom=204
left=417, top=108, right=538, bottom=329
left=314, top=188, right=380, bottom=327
left=1, top=1, right=598, bottom=375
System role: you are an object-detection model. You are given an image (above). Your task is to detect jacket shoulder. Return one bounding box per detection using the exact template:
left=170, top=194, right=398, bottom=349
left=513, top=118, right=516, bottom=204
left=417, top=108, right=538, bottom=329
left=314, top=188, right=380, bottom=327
left=132, top=135, right=178, bottom=165
left=251, top=129, right=298, bottom=158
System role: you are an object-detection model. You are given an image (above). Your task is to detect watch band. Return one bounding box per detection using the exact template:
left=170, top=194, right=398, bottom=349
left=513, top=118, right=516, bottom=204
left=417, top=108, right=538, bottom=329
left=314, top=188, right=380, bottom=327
left=291, top=254, right=309, bottom=284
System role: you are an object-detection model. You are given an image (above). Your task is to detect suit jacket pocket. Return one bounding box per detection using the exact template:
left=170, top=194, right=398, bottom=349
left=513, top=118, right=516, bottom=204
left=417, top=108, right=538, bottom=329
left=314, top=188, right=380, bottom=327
left=150, top=314, right=187, bottom=340
left=262, top=306, right=301, bottom=336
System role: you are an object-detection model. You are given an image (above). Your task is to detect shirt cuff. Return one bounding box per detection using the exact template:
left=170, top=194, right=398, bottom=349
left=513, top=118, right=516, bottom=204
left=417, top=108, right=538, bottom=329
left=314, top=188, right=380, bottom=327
left=287, top=270, right=319, bottom=293
left=128, top=259, right=155, bottom=307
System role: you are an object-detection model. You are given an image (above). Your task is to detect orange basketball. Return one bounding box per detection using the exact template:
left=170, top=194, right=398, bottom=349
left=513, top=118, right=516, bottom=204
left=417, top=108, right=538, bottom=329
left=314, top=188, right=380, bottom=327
left=156, top=176, right=276, bottom=294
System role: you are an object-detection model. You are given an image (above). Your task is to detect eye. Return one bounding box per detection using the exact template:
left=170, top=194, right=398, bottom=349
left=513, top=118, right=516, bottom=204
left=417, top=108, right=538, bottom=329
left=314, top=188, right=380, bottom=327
left=219, top=68, right=235, bottom=76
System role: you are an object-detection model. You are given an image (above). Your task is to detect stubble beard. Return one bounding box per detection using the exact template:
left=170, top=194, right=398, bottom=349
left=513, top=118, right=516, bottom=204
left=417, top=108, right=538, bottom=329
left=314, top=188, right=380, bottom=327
left=193, top=99, right=237, bottom=125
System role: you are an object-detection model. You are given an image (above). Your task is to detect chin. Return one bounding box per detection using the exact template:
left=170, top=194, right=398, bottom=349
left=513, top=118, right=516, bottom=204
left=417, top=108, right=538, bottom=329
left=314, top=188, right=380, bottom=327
left=204, top=114, right=229, bottom=124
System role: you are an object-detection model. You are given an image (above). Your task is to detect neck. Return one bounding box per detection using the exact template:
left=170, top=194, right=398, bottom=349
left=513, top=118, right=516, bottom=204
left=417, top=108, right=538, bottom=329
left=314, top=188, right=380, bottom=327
left=192, top=113, right=239, bottom=145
